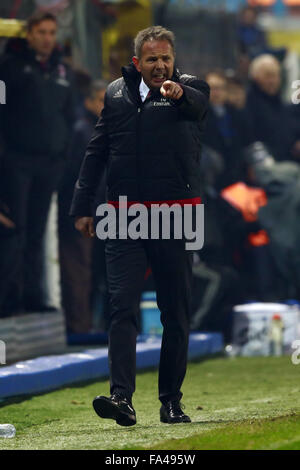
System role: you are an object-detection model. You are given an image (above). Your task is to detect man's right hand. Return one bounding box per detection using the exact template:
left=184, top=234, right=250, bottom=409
left=0, top=212, right=15, bottom=229
left=74, top=216, right=95, bottom=238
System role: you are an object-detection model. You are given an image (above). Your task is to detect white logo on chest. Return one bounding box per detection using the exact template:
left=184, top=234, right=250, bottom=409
left=153, top=98, right=171, bottom=107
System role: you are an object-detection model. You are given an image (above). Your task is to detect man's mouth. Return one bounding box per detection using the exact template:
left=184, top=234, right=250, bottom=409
left=152, top=74, right=166, bottom=83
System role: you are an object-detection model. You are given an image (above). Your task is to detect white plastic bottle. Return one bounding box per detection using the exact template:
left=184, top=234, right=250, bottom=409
left=0, top=424, right=16, bottom=438
left=269, top=313, right=284, bottom=356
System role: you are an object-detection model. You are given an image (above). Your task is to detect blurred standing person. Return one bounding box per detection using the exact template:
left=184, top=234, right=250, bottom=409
left=226, top=76, right=247, bottom=110
left=58, top=80, right=107, bottom=334
left=237, top=6, right=268, bottom=60
left=70, top=26, right=209, bottom=426
left=203, top=71, right=252, bottom=190
left=247, top=54, right=300, bottom=162
left=237, top=6, right=286, bottom=62
left=0, top=12, right=75, bottom=313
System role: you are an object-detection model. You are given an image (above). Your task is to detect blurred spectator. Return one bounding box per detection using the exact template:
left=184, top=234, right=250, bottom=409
left=61, top=43, right=93, bottom=118
left=198, top=69, right=281, bottom=306
left=237, top=6, right=286, bottom=61
left=71, top=68, right=93, bottom=119
left=246, top=54, right=300, bottom=162
left=202, top=70, right=252, bottom=189
left=289, top=102, right=300, bottom=160
left=0, top=11, right=75, bottom=314
left=226, top=76, right=247, bottom=110
left=58, top=79, right=108, bottom=333
left=246, top=142, right=300, bottom=299
left=237, top=6, right=268, bottom=59
left=191, top=146, right=242, bottom=342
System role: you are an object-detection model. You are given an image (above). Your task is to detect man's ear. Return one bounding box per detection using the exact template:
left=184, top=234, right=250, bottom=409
left=132, top=56, right=141, bottom=72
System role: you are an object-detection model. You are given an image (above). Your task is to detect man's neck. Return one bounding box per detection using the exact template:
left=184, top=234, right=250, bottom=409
left=27, top=45, right=51, bottom=63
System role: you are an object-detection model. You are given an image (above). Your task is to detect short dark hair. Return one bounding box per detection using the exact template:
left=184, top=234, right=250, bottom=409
left=134, top=26, right=175, bottom=59
left=205, top=69, right=227, bottom=82
left=27, top=11, right=57, bottom=32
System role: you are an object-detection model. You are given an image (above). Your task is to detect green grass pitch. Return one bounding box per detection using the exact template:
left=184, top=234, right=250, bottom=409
left=0, top=355, right=300, bottom=450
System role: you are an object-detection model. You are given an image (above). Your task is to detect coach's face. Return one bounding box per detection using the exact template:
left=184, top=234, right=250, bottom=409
left=132, top=40, right=175, bottom=90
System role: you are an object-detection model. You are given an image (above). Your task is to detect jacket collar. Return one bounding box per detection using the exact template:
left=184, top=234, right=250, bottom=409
left=5, top=37, right=62, bottom=69
left=121, top=62, right=142, bottom=105
left=250, top=80, right=281, bottom=104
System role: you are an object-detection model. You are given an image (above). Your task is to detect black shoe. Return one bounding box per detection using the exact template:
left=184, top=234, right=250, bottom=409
left=93, top=393, right=136, bottom=427
left=160, top=400, right=191, bottom=424
left=24, top=304, right=58, bottom=313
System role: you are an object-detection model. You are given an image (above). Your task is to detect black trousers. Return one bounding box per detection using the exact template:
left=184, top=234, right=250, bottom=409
left=1, top=153, right=65, bottom=310
left=105, top=236, right=193, bottom=405
left=0, top=227, right=18, bottom=315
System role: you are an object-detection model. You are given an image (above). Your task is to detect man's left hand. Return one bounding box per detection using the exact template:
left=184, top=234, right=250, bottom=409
left=291, top=140, right=300, bottom=160
left=160, top=80, right=183, bottom=100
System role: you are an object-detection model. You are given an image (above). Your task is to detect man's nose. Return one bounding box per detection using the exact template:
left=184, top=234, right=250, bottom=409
left=155, top=59, right=165, bottom=69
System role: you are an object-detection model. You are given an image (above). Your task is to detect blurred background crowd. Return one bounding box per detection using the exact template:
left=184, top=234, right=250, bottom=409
left=0, top=0, right=300, bottom=344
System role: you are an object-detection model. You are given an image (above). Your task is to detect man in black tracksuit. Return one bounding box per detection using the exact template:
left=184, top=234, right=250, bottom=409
left=70, top=26, right=209, bottom=426
left=0, top=12, right=75, bottom=312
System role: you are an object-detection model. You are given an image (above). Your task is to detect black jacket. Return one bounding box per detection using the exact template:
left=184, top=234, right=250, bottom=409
left=70, top=63, right=209, bottom=217
left=202, top=104, right=253, bottom=189
left=0, top=38, right=75, bottom=157
left=246, top=81, right=298, bottom=162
